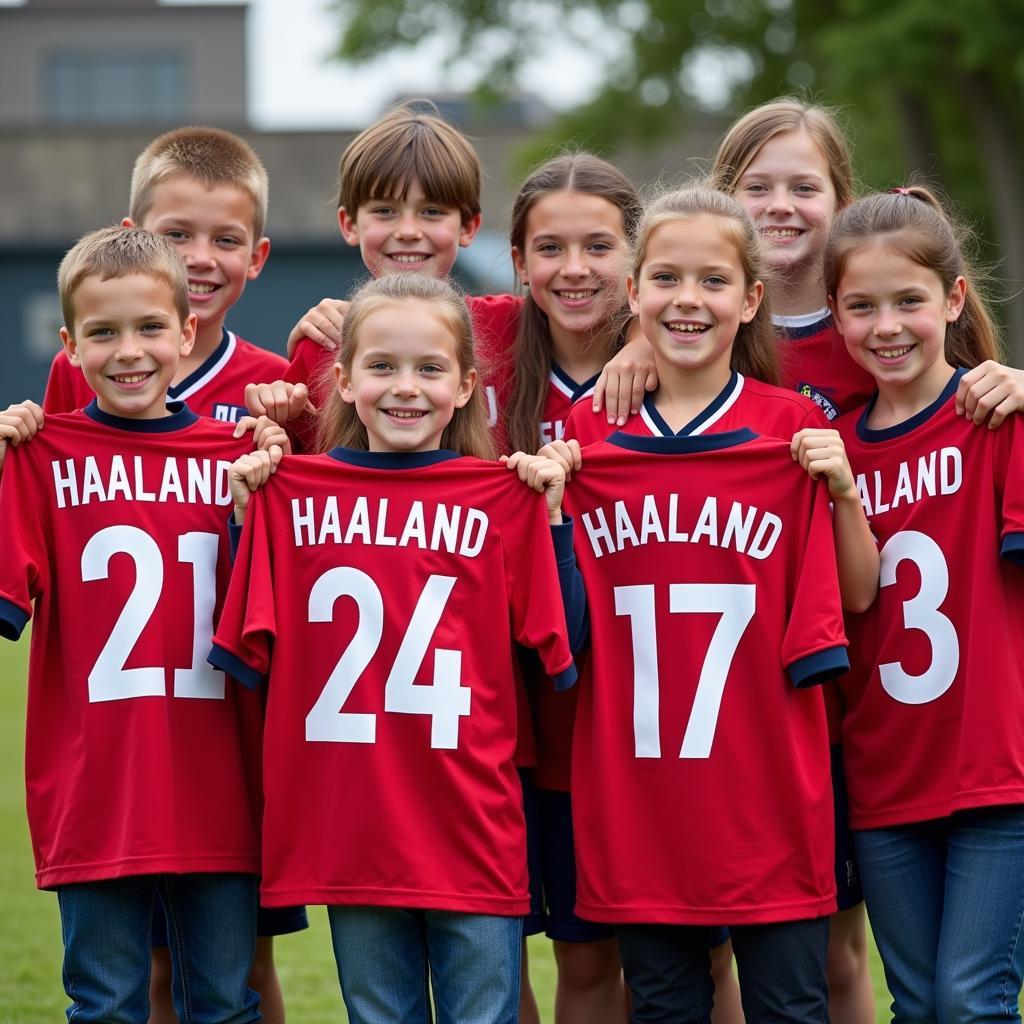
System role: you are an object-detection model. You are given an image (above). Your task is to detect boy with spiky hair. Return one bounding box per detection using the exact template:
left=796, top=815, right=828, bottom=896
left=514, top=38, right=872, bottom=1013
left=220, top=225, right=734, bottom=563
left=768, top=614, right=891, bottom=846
left=44, top=126, right=287, bottom=427
left=0, top=225, right=289, bottom=1024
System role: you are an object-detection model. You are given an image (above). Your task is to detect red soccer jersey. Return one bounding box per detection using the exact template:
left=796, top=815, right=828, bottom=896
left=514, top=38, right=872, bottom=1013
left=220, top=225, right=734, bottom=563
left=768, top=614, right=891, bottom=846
left=209, top=448, right=575, bottom=913
left=564, top=370, right=827, bottom=448
left=43, top=330, right=288, bottom=424
left=0, top=403, right=263, bottom=888
left=837, top=369, right=1024, bottom=829
left=562, top=430, right=847, bottom=925
left=774, top=312, right=876, bottom=421
left=284, top=293, right=523, bottom=452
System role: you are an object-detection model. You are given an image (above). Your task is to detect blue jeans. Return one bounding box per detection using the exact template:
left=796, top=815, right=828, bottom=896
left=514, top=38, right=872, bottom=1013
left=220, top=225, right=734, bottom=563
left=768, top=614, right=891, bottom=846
left=855, top=805, right=1024, bottom=1023
left=327, top=906, right=522, bottom=1024
left=57, top=873, right=260, bottom=1024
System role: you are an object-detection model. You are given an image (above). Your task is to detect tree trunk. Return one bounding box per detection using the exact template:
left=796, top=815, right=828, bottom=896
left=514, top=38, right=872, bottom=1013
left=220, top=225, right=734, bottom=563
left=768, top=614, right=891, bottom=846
left=957, top=71, right=1024, bottom=366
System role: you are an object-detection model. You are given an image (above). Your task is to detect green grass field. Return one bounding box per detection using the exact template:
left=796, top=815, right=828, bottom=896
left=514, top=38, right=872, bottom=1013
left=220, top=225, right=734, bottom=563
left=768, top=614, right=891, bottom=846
left=0, top=630, right=891, bottom=1022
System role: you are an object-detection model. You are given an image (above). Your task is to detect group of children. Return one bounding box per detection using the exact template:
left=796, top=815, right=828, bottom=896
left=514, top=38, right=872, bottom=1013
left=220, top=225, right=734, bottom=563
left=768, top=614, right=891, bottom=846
left=1, top=94, right=1024, bottom=1024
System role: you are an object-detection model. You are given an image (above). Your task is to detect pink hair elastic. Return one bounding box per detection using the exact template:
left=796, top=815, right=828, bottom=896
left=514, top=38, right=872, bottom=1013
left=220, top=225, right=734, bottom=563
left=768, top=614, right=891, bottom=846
left=889, top=187, right=912, bottom=195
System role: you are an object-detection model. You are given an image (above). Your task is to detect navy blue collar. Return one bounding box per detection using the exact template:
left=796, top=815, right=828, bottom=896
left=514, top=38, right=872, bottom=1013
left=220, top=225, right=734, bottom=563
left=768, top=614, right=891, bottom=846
left=84, top=399, right=199, bottom=432
left=168, top=328, right=232, bottom=400
left=774, top=312, right=834, bottom=341
left=640, top=371, right=744, bottom=437
left=551, top=362, right=600, bottom=402
left=608, top=428, right=758, bottom=454
left=326, top=447, right=463, bottom=469
left=856, top=367, right=965, bottom=442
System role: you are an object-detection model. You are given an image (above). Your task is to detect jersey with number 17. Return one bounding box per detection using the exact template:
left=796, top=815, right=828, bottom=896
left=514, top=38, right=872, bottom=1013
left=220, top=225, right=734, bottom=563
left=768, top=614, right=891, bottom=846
left=0, top=403, right=263, bottom=889
left=209, top=449, right=576, bottom=913
left=563, top=431, right=848, bottom=924
left=837, top=369, right=1024, bottom=829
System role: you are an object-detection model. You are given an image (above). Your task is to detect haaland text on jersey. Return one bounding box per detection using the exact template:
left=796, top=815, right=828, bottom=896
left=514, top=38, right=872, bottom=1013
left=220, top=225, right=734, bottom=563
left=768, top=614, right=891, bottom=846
left=51, top=456, right=234, bottom=509
left=855, top=446, right=961, bottom=518
left=290, top=495, right=489, bottom=558
left=580, top=493, right=782, bottom=561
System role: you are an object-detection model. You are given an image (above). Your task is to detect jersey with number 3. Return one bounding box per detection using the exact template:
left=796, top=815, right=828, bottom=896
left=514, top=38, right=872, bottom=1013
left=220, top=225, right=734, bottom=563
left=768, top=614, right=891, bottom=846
left=209, top=448, right=575, bottom=913
left=563, top=431, right=848, bottom=924
left=0, top=403, right=263, bottom=888
left=837, top=369, right=1024, bottom=829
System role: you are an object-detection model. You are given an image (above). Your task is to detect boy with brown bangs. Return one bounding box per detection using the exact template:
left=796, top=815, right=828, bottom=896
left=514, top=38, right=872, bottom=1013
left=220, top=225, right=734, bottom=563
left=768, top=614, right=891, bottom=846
left=38, top=126, right=302, bottom=1024
left=249, top=101, right=521, bottom=450
left=44, top=125, right=288, bottom=428
left=0, top=226, right=289, bottom=1024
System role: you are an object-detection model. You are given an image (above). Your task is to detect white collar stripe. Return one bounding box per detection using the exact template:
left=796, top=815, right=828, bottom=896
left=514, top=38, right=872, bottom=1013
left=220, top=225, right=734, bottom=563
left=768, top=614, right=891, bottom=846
left=174, top=332, right=237, bottom=401
left=689, top=372, right=744, bottom=436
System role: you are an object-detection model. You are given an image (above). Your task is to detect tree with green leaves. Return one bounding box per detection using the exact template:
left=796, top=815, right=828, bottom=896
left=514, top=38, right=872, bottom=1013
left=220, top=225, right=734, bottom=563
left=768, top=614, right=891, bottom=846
left=332, top=0, right=1024, bottom=360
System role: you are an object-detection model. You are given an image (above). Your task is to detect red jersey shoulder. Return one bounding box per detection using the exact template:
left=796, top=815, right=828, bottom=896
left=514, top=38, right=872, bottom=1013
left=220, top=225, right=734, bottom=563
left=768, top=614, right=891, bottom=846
left=775, top=315, right=876, bottom=420
left=467, top=294, right=522, bottom=361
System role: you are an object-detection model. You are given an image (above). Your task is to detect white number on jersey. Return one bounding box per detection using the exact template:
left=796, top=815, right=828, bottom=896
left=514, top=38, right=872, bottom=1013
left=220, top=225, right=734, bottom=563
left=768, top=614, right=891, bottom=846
left=305, top=569, right=471, bottom=748
left=615, top=583, right=756, bottom=758
left=81, top=525, right=225, bottom=703
left=879, top=530, right=959, bottom=704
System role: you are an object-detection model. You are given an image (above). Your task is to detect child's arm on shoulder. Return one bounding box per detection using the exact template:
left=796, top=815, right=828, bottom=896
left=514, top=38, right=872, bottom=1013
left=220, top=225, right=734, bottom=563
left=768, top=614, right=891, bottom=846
left=791, top=427, right=879, bottom=613
left=0, top=400, right=44, bottom=472
left=956, top=361, right=1024, bottom=429
left=286, top=298, right=349, bottom=357
left=592, top=318, right=658, bottom=427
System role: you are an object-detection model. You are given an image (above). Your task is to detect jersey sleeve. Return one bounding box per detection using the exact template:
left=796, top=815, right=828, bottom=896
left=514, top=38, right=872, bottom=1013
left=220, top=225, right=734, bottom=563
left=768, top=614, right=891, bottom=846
left=0, top=446, right=48, bottom=640
left=42, top=350, right=87, bottom=413
left=502, top=484, right=577, bottom=690
left=208, top=489, right=277, bottom=687
left=993, top=416, right=1024, bottom=564
left=782, top=475, right=849, bottom=687
left=562, top=398, right=611, bottom=447
left=282, top=338, right=335, bottom=453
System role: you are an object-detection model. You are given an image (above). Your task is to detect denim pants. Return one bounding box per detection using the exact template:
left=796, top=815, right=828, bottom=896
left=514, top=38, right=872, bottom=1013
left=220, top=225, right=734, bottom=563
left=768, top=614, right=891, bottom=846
left=615, top=918, right=829, bottom=1024
left=327, top=906, right=522, bottom=1024
left=855, top=805, right=1024, bottom=1024
left=56, top=873, right=260, bottom=1024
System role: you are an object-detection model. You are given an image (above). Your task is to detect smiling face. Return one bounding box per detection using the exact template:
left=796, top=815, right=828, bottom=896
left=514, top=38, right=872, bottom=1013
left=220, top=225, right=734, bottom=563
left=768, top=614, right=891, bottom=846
left=734, top=128, right=837, bottom=279
left=339, top=177, right=481, bottom=279
left=628, top=214, right=763, bottom=386
left=61, top=272, right=196, bottom=420
left=337, top=299, right=477, bottom=452
left=511, top=191, right=626, bottom=353
left=129, top=174, right=269, bottom=343
left=832, top=240, right=966, bottom=402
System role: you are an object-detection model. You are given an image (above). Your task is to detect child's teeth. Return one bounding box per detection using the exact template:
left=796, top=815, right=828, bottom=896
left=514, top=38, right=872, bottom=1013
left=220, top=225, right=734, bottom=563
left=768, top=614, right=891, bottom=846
left=189, top=284, right=215, bottom=294
left=391, top=255, right=425, bottom=263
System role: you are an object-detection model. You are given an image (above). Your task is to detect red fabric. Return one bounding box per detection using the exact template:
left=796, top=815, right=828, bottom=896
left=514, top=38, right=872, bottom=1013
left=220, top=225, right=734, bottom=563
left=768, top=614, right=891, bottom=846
left=0, top=411, right=262, bottom=888
left=838, top=377, right=1024, bottom=828
left=213, top=451, right=573, bottom=912
left=563, top=434, right=845, bottom=924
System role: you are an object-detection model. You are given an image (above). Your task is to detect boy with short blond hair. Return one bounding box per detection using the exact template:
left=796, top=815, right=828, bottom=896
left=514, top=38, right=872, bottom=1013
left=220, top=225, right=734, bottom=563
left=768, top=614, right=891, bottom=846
left=0, top=226, right=281, bottom=1024
left=44, top=125, right=286, bottom=426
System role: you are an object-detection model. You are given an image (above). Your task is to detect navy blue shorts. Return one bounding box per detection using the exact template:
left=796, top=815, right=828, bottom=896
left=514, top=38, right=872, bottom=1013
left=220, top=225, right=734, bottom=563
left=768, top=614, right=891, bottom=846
left=151, top=900, right=308, bottom=946
left=521, top=773, right=614, bottom=943
left=831, top=743, right=864, bottom=911
left=521, top=774, right=617, bottom=944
